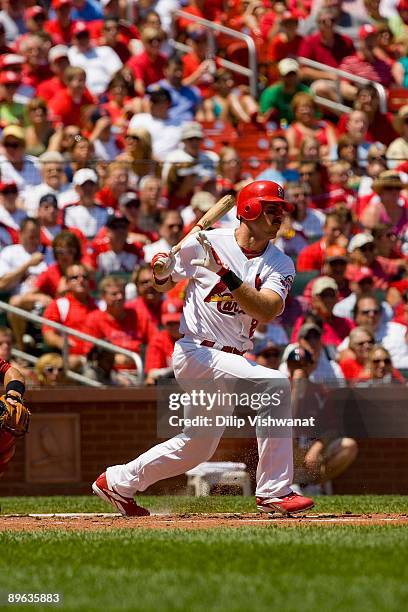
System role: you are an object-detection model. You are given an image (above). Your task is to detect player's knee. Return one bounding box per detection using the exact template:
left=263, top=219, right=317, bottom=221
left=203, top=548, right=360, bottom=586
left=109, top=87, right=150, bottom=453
left=341, top=438, right=358, bottom=460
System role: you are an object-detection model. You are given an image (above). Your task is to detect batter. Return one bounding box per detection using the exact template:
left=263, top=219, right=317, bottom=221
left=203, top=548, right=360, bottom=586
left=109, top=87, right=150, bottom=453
left=92, top=181, right=315, bottom=516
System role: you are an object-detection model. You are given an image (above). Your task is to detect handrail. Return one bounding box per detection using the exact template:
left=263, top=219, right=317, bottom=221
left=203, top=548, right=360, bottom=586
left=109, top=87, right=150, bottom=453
left=172, top=10, right=258, bottom=97
left=297, top=56, right=387, bottom=114
left=0, top=301, right=144, bottom=384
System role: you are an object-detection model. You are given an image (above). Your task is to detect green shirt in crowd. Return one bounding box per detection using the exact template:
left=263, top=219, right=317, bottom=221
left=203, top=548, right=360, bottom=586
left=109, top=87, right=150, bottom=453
left=259, top=82, right=310, bottom=124
left=0, top=102, right=28, bottom=128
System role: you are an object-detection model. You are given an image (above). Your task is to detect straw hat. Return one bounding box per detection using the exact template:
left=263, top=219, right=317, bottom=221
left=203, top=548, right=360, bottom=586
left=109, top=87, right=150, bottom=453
left=392, top=104, right=408, bottom=134
left=372, top=170, right=405, bottom=194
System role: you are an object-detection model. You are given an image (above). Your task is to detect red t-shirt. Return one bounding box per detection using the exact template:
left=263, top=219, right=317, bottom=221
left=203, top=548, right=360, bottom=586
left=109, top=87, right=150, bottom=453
left=82, top=306, right=156, bottom=356
left=22, top=64, right=52, bottom=89
left=337, top=111, right=397, bottom=146
left=298, top=32, right=355, bottom=68
left=45, top=20, right=78, bottom=45
left=42, top=293, right=98, bottom=354
left=126, top=51, right=167, bottom=87
left=297, top=240, right=325, bottom=272
left=303, top=276, right=351, bottom=304
left=339, top=358, right=364, bottom=380
left=48, top=88, right=96, bottom=127
left=145, top=328, right=176, bottom=373
left=36, top=76, right=66, bottom=102
left=268, top=34, right=302, bottom=63
left=182, top=52, right=216, bottom=99
left=345, top=262, right=394, bottom=290
left=35, top=263, right=64, bottom=297
left=88, top=20, right=139, bottom=45
left=95, top=186, right=120, bottom=209
left=126, top=296, right=161, bottom=328
left=291, top=314, right=354, bottom=346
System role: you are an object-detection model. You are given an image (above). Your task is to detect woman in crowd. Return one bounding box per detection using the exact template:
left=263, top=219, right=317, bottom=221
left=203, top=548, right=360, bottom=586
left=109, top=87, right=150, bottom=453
left=217, top=147, right=248, bottom=193
left=33, top=231, right=83, bottom=299
left=25, top=97, right=55, bottom=157
left=34, top=353, right=70, bottom=387
left=286, top=93, right=337, bottom=160
left=357, top=345, right=405, bottom=384
left=116, top=127, right=157, bottom=183
left=358, top=170, right=407, bottom=232
left=201, top=69, right=258, bottom=124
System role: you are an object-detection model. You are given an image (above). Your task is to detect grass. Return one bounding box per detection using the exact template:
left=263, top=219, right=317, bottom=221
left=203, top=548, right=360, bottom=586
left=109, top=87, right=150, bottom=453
left=1, top=526, right=407, bottom=612
left=1, top=496, right=407, bottom=611
left=0, top=494, right=407, bottom=515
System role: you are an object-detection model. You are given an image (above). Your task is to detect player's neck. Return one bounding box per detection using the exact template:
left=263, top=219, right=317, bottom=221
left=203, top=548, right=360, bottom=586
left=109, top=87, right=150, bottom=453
left=234, top=227, right=270, bottom=255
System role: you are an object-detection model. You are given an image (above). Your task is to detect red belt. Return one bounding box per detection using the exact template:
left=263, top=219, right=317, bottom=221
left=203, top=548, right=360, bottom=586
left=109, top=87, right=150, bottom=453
left=200, top=340, right=245, bottom=356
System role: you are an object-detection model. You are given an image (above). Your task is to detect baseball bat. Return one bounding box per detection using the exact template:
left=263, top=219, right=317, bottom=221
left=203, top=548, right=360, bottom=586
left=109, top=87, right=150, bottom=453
left=153, top=194, right=236, bottom=275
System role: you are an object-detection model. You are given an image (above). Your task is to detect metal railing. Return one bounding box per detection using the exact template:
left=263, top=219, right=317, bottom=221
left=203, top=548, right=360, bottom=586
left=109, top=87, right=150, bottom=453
left=171, top=10, right=258, bottom=98
left=0, top=301, right=144, bottom=385
left=298, top=56, right=388, bottom=114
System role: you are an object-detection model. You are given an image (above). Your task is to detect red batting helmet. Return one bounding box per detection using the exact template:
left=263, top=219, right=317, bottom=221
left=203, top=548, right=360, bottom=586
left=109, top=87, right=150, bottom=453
left=236, top=180, right=293, bottom=221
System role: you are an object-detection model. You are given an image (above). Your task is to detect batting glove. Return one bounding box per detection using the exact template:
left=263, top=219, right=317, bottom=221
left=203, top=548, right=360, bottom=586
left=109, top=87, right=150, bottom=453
left=191, top=232, right=229, bottom=276
left=151, top=251, right=176, bottom=281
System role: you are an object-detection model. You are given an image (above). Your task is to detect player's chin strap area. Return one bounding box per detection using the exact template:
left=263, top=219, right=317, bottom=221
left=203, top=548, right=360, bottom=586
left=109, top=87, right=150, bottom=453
left=179, top=333, right=246, bottom=356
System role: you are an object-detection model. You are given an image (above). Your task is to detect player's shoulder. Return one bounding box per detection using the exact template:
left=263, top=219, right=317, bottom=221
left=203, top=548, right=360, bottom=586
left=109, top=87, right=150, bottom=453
left=264, top=242, right=296, bottom=272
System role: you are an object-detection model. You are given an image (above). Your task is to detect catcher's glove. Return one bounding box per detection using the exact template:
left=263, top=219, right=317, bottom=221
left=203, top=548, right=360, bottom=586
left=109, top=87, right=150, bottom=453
left=0, top=393, right=30, bottom=437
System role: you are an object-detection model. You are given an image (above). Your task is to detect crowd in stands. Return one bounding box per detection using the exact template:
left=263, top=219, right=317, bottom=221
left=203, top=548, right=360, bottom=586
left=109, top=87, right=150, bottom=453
left=0, top=0, right=407, bottom=391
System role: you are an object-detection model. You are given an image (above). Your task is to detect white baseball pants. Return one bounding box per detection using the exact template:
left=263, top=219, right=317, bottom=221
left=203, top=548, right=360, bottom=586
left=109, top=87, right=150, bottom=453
left=107, top=336, right=293, bottom=498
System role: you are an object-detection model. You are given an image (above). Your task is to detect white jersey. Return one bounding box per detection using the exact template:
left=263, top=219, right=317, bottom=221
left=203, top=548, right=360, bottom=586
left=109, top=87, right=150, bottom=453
left=171, top=228, right=295, bottom=352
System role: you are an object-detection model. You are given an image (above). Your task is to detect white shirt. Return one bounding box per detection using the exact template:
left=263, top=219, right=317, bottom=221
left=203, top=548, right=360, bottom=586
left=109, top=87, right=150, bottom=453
left=162, top=148, right=219, bottom=182
left=0, top=206, right=26, bottom=230
left=68, top=45, right=122, bottom=96
left=337, top=321, right=408, bottom=369
left=0, top=156, right=42, bottom=197
left=93, top=137, right=121, bottom=162
left=280, top=343, right=345, bottom=382
left=22, top=183, right=78, bottom=217
left=171, top=228, right=295, bottom=352
left=143, top=237, right=172, bottom=263
left=128, top=113, right=182, bottom=161
left=333, top=293, right=393, bottom=322
left=63, top=204, right=109, bottom=239
left=293, top=208, right=326, bottom=238
left=0, top=244, right=50, bottom=295
left=95, top=250, right=140, bottom=275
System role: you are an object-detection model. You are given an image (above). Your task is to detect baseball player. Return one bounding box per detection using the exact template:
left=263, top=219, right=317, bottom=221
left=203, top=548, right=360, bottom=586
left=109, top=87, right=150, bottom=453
left=0, top=358, right=30, bottom=479
left=93, top=181, right=315, bottom=516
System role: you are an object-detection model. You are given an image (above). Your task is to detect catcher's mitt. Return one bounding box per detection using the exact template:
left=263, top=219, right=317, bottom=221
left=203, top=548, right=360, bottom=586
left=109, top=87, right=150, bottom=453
left=0, top=394, right=30, bottom=437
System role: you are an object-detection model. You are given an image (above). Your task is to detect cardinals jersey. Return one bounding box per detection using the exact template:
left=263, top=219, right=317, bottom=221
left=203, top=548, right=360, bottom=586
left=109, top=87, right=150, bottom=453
left=171, top=228, right=295, bottom=352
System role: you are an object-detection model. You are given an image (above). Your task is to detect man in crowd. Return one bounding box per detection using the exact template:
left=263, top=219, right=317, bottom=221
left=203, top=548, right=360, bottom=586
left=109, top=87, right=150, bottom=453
left=24, top=151, right=75, bottom=217
left=297, top=212, right=346, bottom=272
left=259, top=59, right=309, bottom=125
left=256, top=135, right=299, bottom=185
left=37, top=44, right=70, bottom=102
left=157, top=54, right=202, bottom=122
left=0, top=125, right=41, bottom=196
left=144, top=298, right=183, bottom=385
left=143, top=210, right=184, bottom=262
left=63, top=168, right=109, bottom=239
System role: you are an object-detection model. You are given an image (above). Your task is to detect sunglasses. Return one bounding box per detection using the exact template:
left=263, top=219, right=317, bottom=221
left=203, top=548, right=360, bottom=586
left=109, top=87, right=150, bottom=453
left=360, top=244, right=375, bottom=252
left=147, top=37, right=162, bottom=43
left=68, top=273, right=89, bottom=281
left=355, top=340, right=374, bottom=346
left=44, top=366, right=64, bottom=374
left=359, top=308, right=380, bottom=315
left=372, top=358, right=391, bottom=365
left=4, top=141, right=23, bottom=149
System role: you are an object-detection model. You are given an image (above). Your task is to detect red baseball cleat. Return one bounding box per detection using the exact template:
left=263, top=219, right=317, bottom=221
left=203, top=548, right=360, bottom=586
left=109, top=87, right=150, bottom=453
left=92, top=472, right=150, bottom=517
left=256, top=491, right=314, bottom=516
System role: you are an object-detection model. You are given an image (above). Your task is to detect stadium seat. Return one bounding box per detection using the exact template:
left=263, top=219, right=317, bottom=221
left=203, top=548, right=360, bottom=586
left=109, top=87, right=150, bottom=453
left=387, top=88, right=408, bottom=113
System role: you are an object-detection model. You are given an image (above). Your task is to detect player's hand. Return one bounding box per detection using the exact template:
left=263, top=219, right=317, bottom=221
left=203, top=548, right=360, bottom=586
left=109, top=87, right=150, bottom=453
left=191, top=232, right=229, bottom=276
left=151, top=251, right=176, bottom=281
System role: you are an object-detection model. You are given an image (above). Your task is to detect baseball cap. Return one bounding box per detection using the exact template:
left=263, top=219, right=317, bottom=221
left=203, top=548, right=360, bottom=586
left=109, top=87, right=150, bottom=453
left=72, top=21, right=90, bottom=36
left=0, top=54, right=24, bottom=69
left=39, top=193, right=58, bottom=207
left=52, top=0, right=72, bottom=9
left=1, top=125, right=25, bottom=142
left=161, top=298, right=184, bottom=325
left=147, top=86, right=171, bottom=105
left=325, top=245, right=348, bottom=262
left=311, top=276, right=338, bottom=296
left=181, top=121, right=204, bottom=140
left=0, top=71, right=21, bottom=86
left=73, top=168, right=98, bottom=186
left=25, top=6, right=46, bottom=20
left=278, top=58, right=299, bottom=76
left=190, top=191, right=216, bottom=212
left=39, top=151, right=64, bottom=164
left=48, top=45, right=69, bottom=63
left=281, top=11, right=298, bottom=21
left=106, top=214, right=129, bottom=230
left=345, top=266, right=374, bottom=283
left=298, top=323, right=322, bottom=339
left=286, top=346, right=314, bottom=364
left=0, top=180, right=18, bottom=193
left=347, top=233, right=374, bottom=253
left=359, top=24, right=377, bottom=40
left=119, top=192, right=140, bottom=208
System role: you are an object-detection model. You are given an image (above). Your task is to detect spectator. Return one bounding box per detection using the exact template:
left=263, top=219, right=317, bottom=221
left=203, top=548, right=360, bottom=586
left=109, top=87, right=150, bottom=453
left=336, top=135, right=363, bottom=184
left=338, top=295, right=408, bottom=368
left=18, top=34, right=52, bottom=91
left=37, top=45, right=70, bottom=103
left=85, top=215, right=142, bottom=275
left=115, top=191, right=157, bottom=246
left=352, top=84, right=397, bottom=146
left=267, top=11, right=301, bottom=63
left=36, top=193, right=83, bottom=249
left=127, top=26, right=168, bottom=97
left=201, top=68, right=258, bottom=124
left=68, top=21, right=122, bottom=97
left=181, top=191, right=216, bottom=232
left=357, top=143, right=388, bottom=196
left=339, top=110, right=371, bottom=166
left=99, top=18, right=131, bottom=64
left=34, top=230, right=83, bottom=299
left=63, top=168, right=109, bottom=239
left=298, top=161, right=330, bottom=209
left=359, top=171, right=408, bottom=236
left=333, top=266, right=393, bottom=320
left=163, top=121, right=218, bottom=180
left=143, top=210, right=184, bottom=262
left=338, top=325, right=375, bottom=380
left=42, top=263, right=97, bottom=363
left=0, top=125, right=41, bottom=195
left=116, top=127, right=156, bottom=181
left=357, top=344, right=405, bottom=383
left=157, top=53, right=202, bottom=122
left=102, top=72, right=135, bottom=128
left=286, top=181, right=325, bottom=239
left=387, top=105, right=408, bottom=167
left=259, top=58, right=309, bottom=125
left=326, top=161, right=356, bottom=210
left=182, top=28, right=216, bottom=99
left=137, top=175, right=163, bottom=235
left=145, top=297, right=183, bottom=385
left=274, top=213, right=308, bottom=257
left=24, top=98, right=55, bottom=157
left=71, top=0, right=104, bottom=22
left=82, top=345, right=118, bottom=386
left=303, top=246, right=350, bottom=303
left=83, top=275, right=156, bottom=371
left=48, top=66, right=96, bottom=128
left=252, top=339, right=282, bottom=371
left=23, top=5, right=47, bottom=38
left=217, top=146, right=248, bottom=194
left=346, top=233, right=397, bottom=289
left=291, top=277, right=354, bottom=347
left=286, top=93, right=337, bottom=160
left=34, top=353, right=70, bottom=387
left=0, top=181, right=26, bottom=232
left=372, top=222, right=406, bottom=263
left=0, top=0, right=26, bottom=44
left=256, top=135, right=299, bottom=185
left=0, top=70, right=25, bottom=127
left=338, top=24, right=393, bottom=92
left=297, top=211, right=345, bottom=272
left=95, top=162, right=129, bottom=210
left=45, top=0, right=76, bottom=46
left=299, top=8, right=355, bottom=101
left=126, top=263, right=162, bottom=326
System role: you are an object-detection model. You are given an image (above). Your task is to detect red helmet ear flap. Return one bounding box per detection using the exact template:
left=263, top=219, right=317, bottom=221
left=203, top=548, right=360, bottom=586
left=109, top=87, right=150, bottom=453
left=236, top=197, right=263, bottom=221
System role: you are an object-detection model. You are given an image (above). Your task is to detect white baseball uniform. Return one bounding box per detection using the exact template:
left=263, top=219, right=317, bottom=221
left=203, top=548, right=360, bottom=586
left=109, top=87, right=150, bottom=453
left=106, top=228, right=296, bottom=498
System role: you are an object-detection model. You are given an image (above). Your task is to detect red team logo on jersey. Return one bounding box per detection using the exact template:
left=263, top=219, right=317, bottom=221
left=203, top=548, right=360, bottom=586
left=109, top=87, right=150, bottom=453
left=204, top=275, right=263, bottom=317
